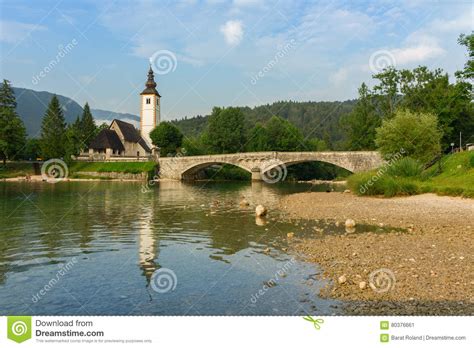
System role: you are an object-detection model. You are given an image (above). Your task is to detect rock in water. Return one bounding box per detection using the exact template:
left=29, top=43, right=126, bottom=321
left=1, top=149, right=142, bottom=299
left=287, top=232, right=295, bottom=238
left=345, top=219, right=356, bottom=228
left=240, top=199, right=250, bottom=207
left=255, top=204, right=267, bottom=217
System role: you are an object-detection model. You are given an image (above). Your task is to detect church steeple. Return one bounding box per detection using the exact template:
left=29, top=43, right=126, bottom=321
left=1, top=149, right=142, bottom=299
left=141, top=65, right=161, bottom=96
left=140, top=65, right=161, bottom=146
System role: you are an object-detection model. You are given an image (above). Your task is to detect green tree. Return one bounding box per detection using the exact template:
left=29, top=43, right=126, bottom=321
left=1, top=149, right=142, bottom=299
left=64, top=117, right=83, bottom=161
left=375, top=109, right=442, bottom=163
left=40, top=95, right=67, bottom=159
left=79, top=103, right=97, bottom=148
left=246, top=123, right=270, bottom=151
left=203, top=107, right=246, bottom=153
left=344, top=83, right=380, bottom=150
left=150, top=122, right=184, bottom=156
left=0, top=80, right=26, bottom=164
left=456, top=32, right=474, bottom=81
left=22, top=138, right=41, bottom=160
left=265, top=115, right=305, bottom=151
left=372, top=66, right=400, bottom=118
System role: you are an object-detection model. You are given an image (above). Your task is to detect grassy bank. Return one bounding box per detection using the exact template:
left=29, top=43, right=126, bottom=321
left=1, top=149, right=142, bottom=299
left=348, top=151, right=474, bottom=198
left=0, top=163, right=35, bottom=179
left=69, top=161, right=156, bottom=174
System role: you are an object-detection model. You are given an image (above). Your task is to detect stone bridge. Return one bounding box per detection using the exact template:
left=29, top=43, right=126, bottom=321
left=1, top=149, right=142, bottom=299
left=158, top=151, right=384, bottom=181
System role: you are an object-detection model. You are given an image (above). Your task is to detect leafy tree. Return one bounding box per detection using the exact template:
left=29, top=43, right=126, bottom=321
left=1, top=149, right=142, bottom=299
left=456, top=32, right=474, bottom=81
left=343, top=83, right=380, bottom=150
left=375, top=109, right=442, bottom=163
left=40, top=95, right=67, bottom=159
left=203, top=107, right=246, bottom=153
left=265, top=115, right=305, bottom=151
left=0, top=80, right=26, bottom=164
left=150, top=122, right=184, bottom=156
left=79, top=103, right=97, bottom=148
left=372, top=66, right=400, bottom=118
left=246, top=123, right=270, bottom=151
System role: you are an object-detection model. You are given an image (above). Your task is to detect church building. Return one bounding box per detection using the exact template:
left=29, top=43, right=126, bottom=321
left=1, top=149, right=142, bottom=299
left=83, top=66, right=161, bottom=160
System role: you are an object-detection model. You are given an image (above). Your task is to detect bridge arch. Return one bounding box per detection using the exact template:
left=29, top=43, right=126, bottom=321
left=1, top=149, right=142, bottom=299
left=180, top=161, right=253, bottom=180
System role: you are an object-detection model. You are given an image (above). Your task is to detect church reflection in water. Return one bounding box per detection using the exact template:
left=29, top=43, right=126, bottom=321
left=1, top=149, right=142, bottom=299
left=137, top=203, right=160, bottom=284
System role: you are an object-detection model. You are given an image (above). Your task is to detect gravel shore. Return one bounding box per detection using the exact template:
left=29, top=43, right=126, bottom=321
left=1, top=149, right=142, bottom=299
left=280, top=192, right=474, bottom=315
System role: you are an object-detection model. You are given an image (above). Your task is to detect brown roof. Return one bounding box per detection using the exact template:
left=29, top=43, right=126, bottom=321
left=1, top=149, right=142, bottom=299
left=89, top=129, right=125, bottom=151
left=112, top=119, right=141, bottom=142
left=112, top=119, right=152, bottom=152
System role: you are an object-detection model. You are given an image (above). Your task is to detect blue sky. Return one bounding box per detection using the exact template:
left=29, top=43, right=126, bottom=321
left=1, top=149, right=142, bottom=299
left=0, top=0, right=472, bottom=121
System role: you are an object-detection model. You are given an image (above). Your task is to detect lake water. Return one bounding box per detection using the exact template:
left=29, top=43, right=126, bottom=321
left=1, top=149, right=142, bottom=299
left=0, top=181, right=343, bottom=315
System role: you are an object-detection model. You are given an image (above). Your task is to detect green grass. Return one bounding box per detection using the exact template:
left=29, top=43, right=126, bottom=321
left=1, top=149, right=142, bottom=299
left=348, top=151, right=474, bottom=198
left=0, top=163, right=35, bottom=179
left=69, top=161, right=156, bottom=174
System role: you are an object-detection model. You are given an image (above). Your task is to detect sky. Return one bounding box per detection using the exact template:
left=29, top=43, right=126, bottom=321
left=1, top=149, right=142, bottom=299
left=0, top=0, right=472, bottom=121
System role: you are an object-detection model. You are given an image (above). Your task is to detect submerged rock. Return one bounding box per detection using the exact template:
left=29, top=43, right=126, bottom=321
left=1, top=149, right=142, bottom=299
left=255, top=204, right=267, bottom=217
left=345, top=219, right=356, bottom=228
left=240, top=199, right=250, bottom=207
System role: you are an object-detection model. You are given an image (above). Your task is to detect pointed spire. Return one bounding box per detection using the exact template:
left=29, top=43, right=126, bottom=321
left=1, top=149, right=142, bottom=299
left=141, top=65, right=160, bottom=96
left=146, top=65, right=157, bottom=89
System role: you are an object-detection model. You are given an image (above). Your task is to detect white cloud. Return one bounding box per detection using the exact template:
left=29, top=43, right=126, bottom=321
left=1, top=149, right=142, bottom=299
left=0, top=20, right=46, bottom=43
left=220, top=20, right=244, bottom=46
left=392, top=35, right=445, bottom=65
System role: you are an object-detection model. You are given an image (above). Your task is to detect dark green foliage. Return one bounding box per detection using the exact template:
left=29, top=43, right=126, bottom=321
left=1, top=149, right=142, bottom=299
left=39, top=95, right=67, bottom=159
left=0, top=80, right=26, bottom=164
left=203, top=107, right=246, bottom=153
left=173, top=100, right=356, bottom=149
left=64, top=117, right=84, bottom=161
left=203, top=164, right=251, bottom=180
left=343, top=83, right=380, bottom=150
left=22, top=138, right=41, bottom=160
left=150, top=122, right=184, bottom=156
left=80, top=103, right=97, bottom=147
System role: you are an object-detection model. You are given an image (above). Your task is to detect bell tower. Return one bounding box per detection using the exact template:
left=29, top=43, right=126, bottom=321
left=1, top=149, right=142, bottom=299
left=140, top=65, right=161, bottom=146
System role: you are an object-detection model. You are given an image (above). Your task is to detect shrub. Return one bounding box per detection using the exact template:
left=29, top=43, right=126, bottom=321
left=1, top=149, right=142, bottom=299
left=375, top=109, right=442, bottom=163
left=469, top=153, right=474, bottom=168
left=386, top=157, right=423, bottom=178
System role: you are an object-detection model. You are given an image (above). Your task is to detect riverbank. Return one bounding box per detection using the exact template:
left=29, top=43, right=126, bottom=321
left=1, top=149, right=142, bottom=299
left=280, top=192, right=474, bottom=315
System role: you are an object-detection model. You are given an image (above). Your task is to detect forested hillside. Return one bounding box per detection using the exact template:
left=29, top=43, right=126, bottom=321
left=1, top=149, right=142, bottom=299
left=172, top=100, right=357, bottom=149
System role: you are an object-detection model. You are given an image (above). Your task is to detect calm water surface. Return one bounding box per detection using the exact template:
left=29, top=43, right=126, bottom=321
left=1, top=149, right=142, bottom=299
left=0, top=181, right=343, bottom=315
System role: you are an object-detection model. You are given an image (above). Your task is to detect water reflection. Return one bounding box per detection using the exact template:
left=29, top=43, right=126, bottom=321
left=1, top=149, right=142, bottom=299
left=0, top=180, right=341, bottom=315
